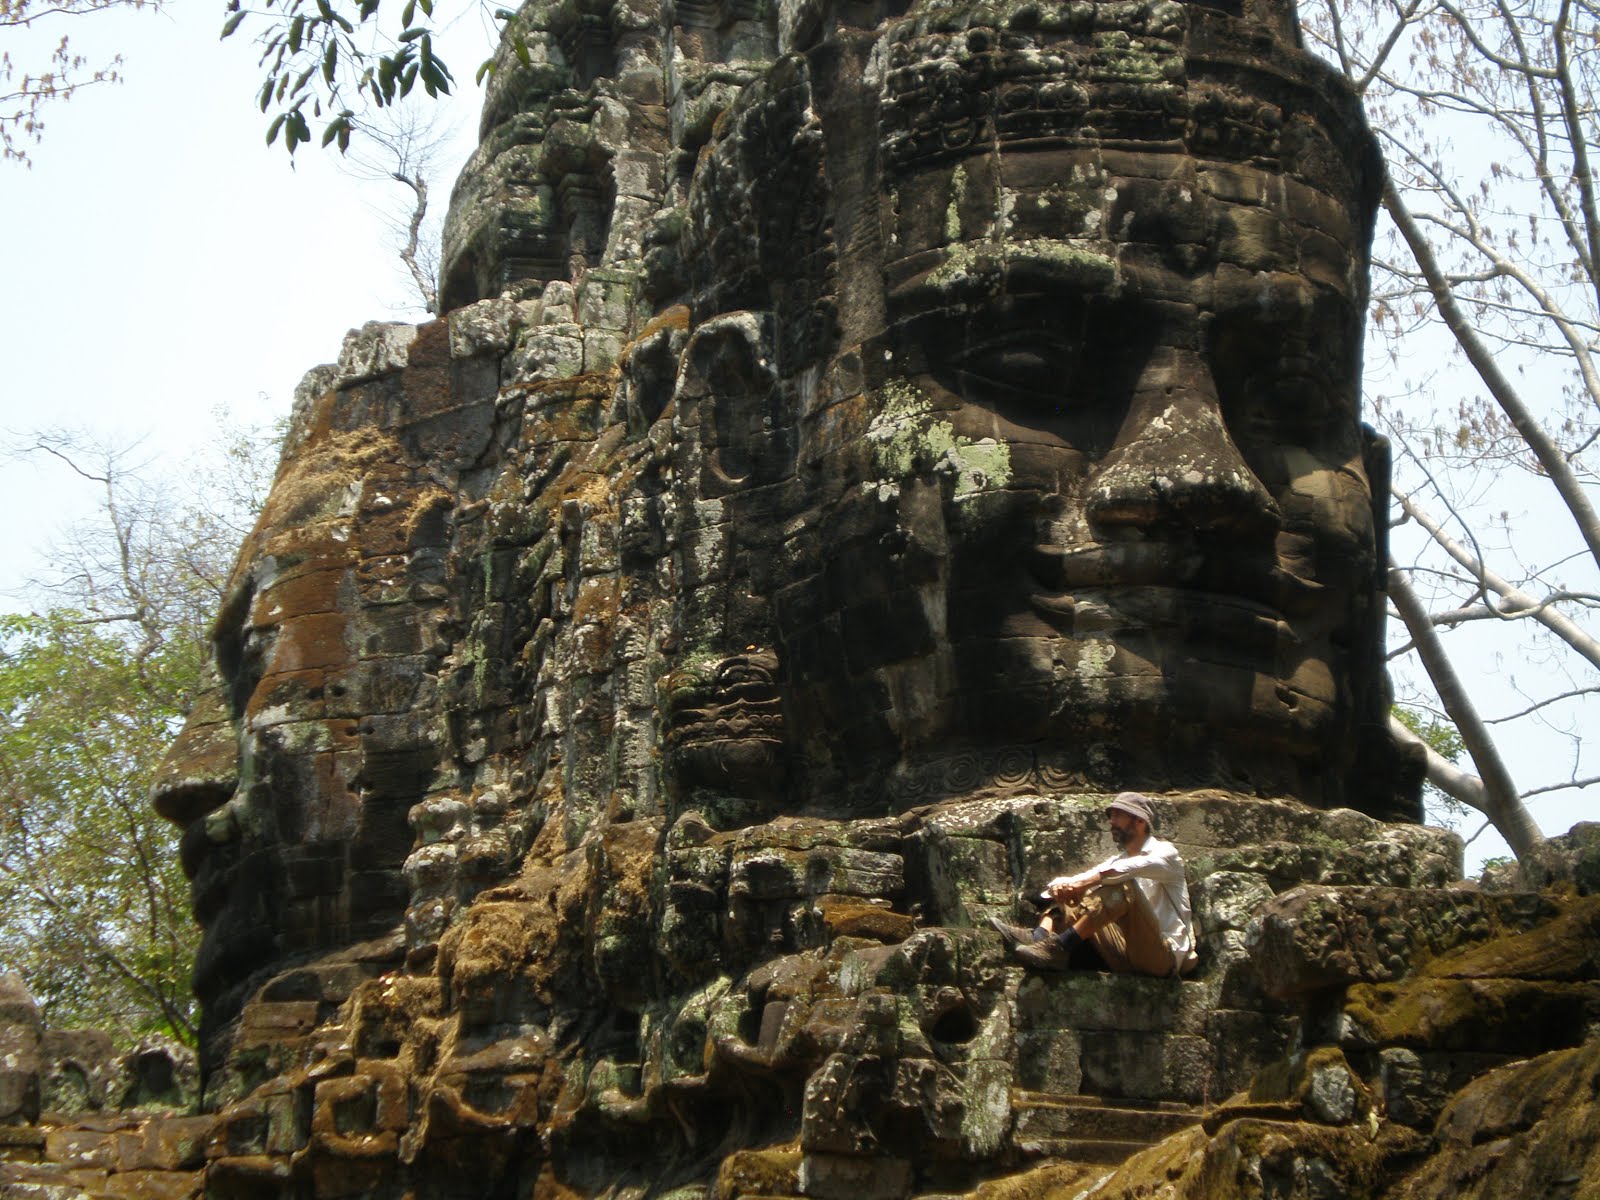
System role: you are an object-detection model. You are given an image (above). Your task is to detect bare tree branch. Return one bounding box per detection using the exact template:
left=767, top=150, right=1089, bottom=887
left=1388, top=567, right=1546, bottom=859
left=341, top=104, right=450, bottom=314
left=1484, top=684, right=1600, bottom=724
left=1521, top=773, right=1600, bottom=799
left=1395, top=485, right=1600, bottom=670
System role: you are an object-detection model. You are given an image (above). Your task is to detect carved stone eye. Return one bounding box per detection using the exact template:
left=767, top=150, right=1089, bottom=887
left=940, top=339, right=1081, bottom=409
left=955, top=343, right=1067, bottom=402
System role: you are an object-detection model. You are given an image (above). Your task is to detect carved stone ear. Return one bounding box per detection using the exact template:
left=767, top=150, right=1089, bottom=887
left=658, top=648, right=787, bottom=821
left=616, top=306, right=690, bottom=434
left=673, top=312, right=781, bottom=495
left=1354, top=420, right=1424, bottom=821
left=1361, top=421, right=1393, bottom=596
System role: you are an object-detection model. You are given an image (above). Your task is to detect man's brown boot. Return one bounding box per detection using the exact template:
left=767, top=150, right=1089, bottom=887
left=1013, top=938, right=1073, bottom=970
left=988, top=914, right=1045, bottom=948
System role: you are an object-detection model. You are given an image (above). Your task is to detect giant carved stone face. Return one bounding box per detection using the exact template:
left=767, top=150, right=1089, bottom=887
left=676, top=2, right=1401, bottom=812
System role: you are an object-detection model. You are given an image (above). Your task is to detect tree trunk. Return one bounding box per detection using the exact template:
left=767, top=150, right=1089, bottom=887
left=1388, top=567, right=1547, bottom=860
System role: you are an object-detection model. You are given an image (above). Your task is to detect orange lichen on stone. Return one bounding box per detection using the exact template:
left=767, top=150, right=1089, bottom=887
left=251, top=567, right=346, bottom=624
left=265, top=613, right=350, bottom=674
left=812, top=896, right=916, bottom=944
left=255, top=429, right=406, bottom=535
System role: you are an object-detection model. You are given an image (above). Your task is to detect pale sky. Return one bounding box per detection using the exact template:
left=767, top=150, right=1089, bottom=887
left=2, top=0, right=484, bottom=581
left=1, top=1, right=1588, bottom=873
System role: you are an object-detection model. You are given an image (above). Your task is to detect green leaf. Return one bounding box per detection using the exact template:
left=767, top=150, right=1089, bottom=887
left=287, top=108, right=311, bottom=151
left=221, top=10, right=248, bottom=39
left=376, top=52, right=398, bottom=99
left=322, top=39, right=337, bottom=85
left=400, top=0, right=416, bottom=28
left=267, top=112, right=286, bottom=144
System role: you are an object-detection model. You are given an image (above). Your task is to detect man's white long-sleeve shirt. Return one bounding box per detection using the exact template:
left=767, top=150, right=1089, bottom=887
left=1050, top=836, right=1195, bottom=960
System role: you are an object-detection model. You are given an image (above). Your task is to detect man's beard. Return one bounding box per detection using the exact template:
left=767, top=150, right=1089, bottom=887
left=1111, top=825, right=1130, bottom=848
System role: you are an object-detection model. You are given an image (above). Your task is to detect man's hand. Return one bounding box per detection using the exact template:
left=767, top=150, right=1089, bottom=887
left=1044, top=871, right=1101, bottom=902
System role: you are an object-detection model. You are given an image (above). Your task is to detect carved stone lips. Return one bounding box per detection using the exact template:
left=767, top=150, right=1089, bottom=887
left=1029, top=541, right=1330, bottom=618
left=1029, top=588, right=1294, bottom=666
left=1025, top=541, right=1327, bottom=662
left=666, top=705, right=784, bottom=746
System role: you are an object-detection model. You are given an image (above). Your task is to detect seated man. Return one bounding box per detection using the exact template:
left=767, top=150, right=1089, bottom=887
left=992, top=794, right=1197, bottom=977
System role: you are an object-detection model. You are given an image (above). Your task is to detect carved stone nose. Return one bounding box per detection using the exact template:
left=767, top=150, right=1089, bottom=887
left=1087, top=349, right=1278, bottom=538
left=150, top=664, right=240, bottom=827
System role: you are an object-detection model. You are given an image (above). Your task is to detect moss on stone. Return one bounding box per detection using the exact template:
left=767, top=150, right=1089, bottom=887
left=1091, top=1117, right=1424, bottom=1200
left=1387, top=1041, right=1600, bottom=1200
left=1341, top=894, right=1600, bottom=1052
left=714, top=1140, right=802, bottom=1198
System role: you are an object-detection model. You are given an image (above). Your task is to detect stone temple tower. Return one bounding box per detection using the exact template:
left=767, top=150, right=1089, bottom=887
left=0, top=0, right=1576, bottom=1197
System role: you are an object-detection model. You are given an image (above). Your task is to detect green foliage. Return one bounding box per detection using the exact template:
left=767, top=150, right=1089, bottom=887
left=0, top=610, right=198, bottom=1043
left=223, top=0, right=463, bottom=154
left=1393, top=704, right=1466, bottom=763
left=0, top=421, right=279, bottom=1045
left=1393, top=704, right=1471, bottom=829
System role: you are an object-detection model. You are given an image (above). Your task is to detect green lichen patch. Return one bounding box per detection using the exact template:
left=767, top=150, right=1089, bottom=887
left=863, top=381, right=1013, bottom=494
left=926, top=236, right=1117, bottom=292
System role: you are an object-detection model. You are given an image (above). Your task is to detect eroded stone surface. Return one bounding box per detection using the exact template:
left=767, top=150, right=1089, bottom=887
left=1069, top=889, right=1600, bottom=1199
left=0, top=979, right=197, bottom=1132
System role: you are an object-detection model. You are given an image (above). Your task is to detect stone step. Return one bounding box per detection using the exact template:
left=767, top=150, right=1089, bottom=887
left=1014, top=1103, right=1202, bottom=1144
left=1012, top=1136, right=1156, bottom=1165
left=1010, top=1090, right=1204, bottom=1164
left=1013, top=1089, right=1199, bottom=1114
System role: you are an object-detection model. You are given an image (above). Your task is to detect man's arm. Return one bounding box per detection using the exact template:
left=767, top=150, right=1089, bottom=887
left=1097, top=842, right=1185, bottom=884
left=1043, top=856, right=1119, bottom=900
